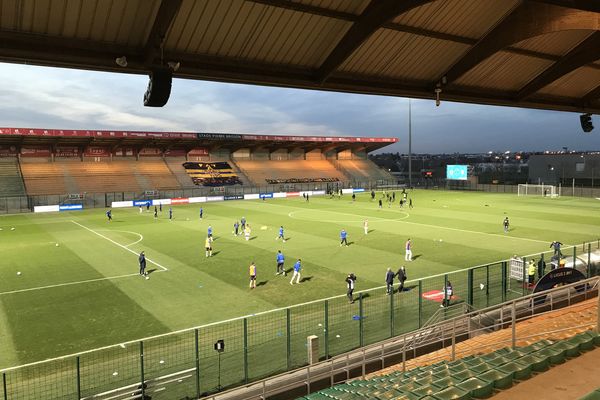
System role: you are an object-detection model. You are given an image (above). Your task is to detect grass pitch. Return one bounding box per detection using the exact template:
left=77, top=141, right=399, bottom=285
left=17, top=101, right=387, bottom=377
left=0, top=190, right=599, bottom=369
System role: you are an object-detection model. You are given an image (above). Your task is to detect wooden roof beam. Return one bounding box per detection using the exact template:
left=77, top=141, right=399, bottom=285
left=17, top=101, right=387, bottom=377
left=581, top=84, right=600, bottom=108
left=530, top=0, right=600, bottom=13
left=315, top=0, right=434, bottom=84
left=439, top=2, right=600, bottom=87
left=143, top=0, right=184, bottom=65
left=517, top=32, right=600, bottom=100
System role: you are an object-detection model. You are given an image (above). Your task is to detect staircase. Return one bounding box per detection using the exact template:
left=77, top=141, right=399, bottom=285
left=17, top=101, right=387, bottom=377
left=0, top=158, right=26, bottom=197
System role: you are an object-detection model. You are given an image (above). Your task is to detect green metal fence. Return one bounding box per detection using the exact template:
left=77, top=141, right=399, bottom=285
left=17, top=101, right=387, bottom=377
left=1, top=241, right=599, bottom=399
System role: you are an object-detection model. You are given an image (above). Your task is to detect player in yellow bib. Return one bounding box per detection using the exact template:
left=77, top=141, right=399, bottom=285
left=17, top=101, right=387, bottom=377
left=205, top=236, right=212, bottom=257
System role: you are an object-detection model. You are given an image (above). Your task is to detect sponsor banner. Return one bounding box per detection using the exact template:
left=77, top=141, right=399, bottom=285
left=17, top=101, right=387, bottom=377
left=152, top=199, right=172, bottom=206
left=312, top=190, right=326, bottom=195
left=286, top=192, right=300, bottom=197
left=59, top=204, right=83, bottom=211
left=164, top=148, right=187, bottom=157
left=21, top=146, right=51, bottom=157
left=171, top=198, right=189, bottom=205
left=34, top=205, right=60, bottom=213
left=84, top=146, right=110, bottom=157
left=0, top=145, right=18, bottom=156
left=273, top=192, right=287, bottom=198
left=188, top=147, right=209, bottom=156
left=55, top=146, right=80, bottom=157
left=244, top=194, right=260, bottom=200
left=259, top=193, right=273, bottom=199
left=224, top=195, right=244, bottom=201
left=342, top=188, right=354, bottom=194
left=206, top=196, right=224, bottom=202
left=112, top=201, right=133, bottom=208
left=114, top=147, right=135, bottom=157
left=188, top=197, right=207, bottom=203
left=138, top=147, right=162, bottom=157
left=133, top=200, right=152, bottom=207
left=353, top=188, right=365, bottom=193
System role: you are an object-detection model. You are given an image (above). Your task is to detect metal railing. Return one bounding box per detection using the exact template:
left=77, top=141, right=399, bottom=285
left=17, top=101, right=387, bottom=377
left=203, top=276, right=599, bottom=400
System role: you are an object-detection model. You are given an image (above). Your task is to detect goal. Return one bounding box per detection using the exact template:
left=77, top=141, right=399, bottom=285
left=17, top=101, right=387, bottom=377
left=517, top=184, right=559, bottom=197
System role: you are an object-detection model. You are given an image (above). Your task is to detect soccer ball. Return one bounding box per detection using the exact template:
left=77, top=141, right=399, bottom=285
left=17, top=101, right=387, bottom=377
left=16, top=271, right=21, bottom=276
left=145, top=276, right=150, bottom=280
left=55, top=243, right=59, bottom=247
left=10, top=227, right=15, bottom=231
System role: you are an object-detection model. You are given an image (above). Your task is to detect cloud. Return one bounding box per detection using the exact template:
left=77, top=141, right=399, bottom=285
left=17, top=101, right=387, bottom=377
left=0, top=62, right=596, bottom=154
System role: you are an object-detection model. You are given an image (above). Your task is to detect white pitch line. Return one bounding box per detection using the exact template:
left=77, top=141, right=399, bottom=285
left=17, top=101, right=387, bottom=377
left=71, top=220, right=168, bottom=271
left=0, top=273, right=140, bottom=296
left=98, top=230, right=144, bottom=248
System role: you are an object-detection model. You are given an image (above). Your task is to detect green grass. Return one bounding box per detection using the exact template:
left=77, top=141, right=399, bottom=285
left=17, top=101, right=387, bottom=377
left=0, top=189, right=599, bottom=397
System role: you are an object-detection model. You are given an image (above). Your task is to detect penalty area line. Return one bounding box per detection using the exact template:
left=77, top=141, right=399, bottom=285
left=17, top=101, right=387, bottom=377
left=71, top=220, right=168, bottom=271
left=0, top=273, right=159, bottom=296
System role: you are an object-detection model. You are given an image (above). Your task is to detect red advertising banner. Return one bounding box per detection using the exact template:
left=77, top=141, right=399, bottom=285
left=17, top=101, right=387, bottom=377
left=55, top=146, right=80, bottom=157
left=164, top=148, right=187, bottom=157
left=84, top=146, right=110, bottom=157
left=171, top=198, right=189, bottom=205
left=0, top=145, right=18, bottom=157
left=0, top=127, right=197, bottom=139
left=21, top=146, right=51, bottom=157
left=114, top=147, right=135, bottom=157
left=138, top=147, right=163, bottom=157
left=188, top=147, right=209, bottom=156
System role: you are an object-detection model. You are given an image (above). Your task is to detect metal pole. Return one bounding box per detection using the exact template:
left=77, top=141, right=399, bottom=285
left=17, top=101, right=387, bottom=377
left=408, top=98, right=412, bottom=188
left=3, top=372, right=7, bottom=400
left=402, top=335, right=407, bottom=372
left=359, top=293, right=364, bottom=348
left=286, top=309, right=291, bottom=370
left=139, top=341, right=145, bottom=398
left=324, top=300, right=329, bottom=359
left=194, top=330, right=200, bottom=398
left=418, top=280, right=423, bottom=328
left=76, top=356, right=81, bottom=400
left=243, top=318, right=249, bottom=383
left=588, top=244, right=592, bottom=278
left=451, top=319, right=456, bottom=361
left=597, top=292, right=600, bottom=334
left=390, top=288, right=395, bottom=338
left=511, top=301, right=516, bottom=349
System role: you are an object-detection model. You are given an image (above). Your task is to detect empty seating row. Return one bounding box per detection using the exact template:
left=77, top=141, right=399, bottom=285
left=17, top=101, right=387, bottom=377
left=337, top=159, right=395, bottom=181
left=234, top=160, right=346, bottom=185
left=301, top=330, right=600, bottom=400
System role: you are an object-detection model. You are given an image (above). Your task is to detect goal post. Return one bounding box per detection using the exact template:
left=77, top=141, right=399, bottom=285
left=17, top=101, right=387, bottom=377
left=517, top=184, right=558, bottom=197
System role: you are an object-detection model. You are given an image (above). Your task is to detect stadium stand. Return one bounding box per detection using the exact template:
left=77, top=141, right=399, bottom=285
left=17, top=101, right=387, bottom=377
left=164, top=157, right=197, bottom=188
left=302, top=298, right=600, bottom=400
left=234, top=160, right=346, bottom=185
left=182, top=161, right=243, bottom=186
left=336, top=159, right=396, bottom=182
left=0, top=158, right=26, bottom=197
left=20, top=159, right=180, bottom=195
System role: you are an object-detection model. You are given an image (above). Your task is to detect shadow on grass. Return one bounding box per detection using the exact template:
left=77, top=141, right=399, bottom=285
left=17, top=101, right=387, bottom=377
left=146, top=268, right=158, bottom=275
left=212, top=251, right=221, bottom=256
left=299, top=276, right=313, bottom=283
left=412, top=254, right=422, bottom=261
left=256, top=281, right=268, bottom=287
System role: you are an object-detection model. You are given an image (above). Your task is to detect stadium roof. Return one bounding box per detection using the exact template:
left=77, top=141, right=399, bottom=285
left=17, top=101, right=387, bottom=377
left=0, top=127, right=397, bottom=152
left=0, top=0, right=599, bottom=114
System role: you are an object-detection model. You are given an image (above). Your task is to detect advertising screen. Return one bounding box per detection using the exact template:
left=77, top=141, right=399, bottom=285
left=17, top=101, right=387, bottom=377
left=446, top=165, right=468, bottom=180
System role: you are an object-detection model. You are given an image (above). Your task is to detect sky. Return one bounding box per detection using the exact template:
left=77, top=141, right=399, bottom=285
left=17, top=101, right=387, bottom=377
left=0, top=62, right=597, bottom=154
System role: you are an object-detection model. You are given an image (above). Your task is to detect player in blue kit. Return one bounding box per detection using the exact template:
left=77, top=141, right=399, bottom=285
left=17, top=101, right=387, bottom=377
left=340, top=229, right=348, bottom=246
left=276, top=226, right=286, bottom=242
left=276, top=250, right=285, bottom=275
left=207, top=225, right=213, bottom=238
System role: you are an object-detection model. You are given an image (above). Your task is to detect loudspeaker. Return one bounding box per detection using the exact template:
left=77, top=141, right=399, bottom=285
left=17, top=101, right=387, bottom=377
left=143, top=68, right=172, bottom=107
left=580, top=113, right=594, bottom=133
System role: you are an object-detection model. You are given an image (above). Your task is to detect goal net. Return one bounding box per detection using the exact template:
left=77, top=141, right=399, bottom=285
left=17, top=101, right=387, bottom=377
left=517, top=184, right=558, bottom=197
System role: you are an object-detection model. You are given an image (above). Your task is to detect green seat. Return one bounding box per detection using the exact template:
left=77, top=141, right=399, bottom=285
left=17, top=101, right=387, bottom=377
left=304, top=393, right=330, bottom=400
left=495, top=360, right=532, bottom=381
left=578, top=389, right=600, bottom=400
left=414, top=375, right=434, bottom=386
left=410, top=384, right=436, bottom=398
left=431, top=376, right=454, bottom=389
left=448, top=362, right=468, bottom=373
left=570, top=332, right=596, bottom=352
left=535, top=346, right=566, bottom=365
left=452, top=369, right=476, bottom=382
left=479, top=369, right=513, bottom=389
left=467, top=361, right=492, bottom=374
left=517, top=353, right=550, bottom=372
left=457, top=377, right=494, bottom=398
left=553, top=340, right=580, bottom=358
left=483, top=355, right=511, bottom=367
left=431, top=385, right=470, bottom=400
left=376, top=389, right=406, bottom=399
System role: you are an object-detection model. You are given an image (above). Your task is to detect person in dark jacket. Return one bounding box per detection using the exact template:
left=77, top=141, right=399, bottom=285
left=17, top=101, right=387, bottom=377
left=346, top=273, right=356, bottom=304
left=396, top=266, right=407, bottom=292
left=385, top=268, right=395, bottom=295
left=139, top=251, right=147, bottom=276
